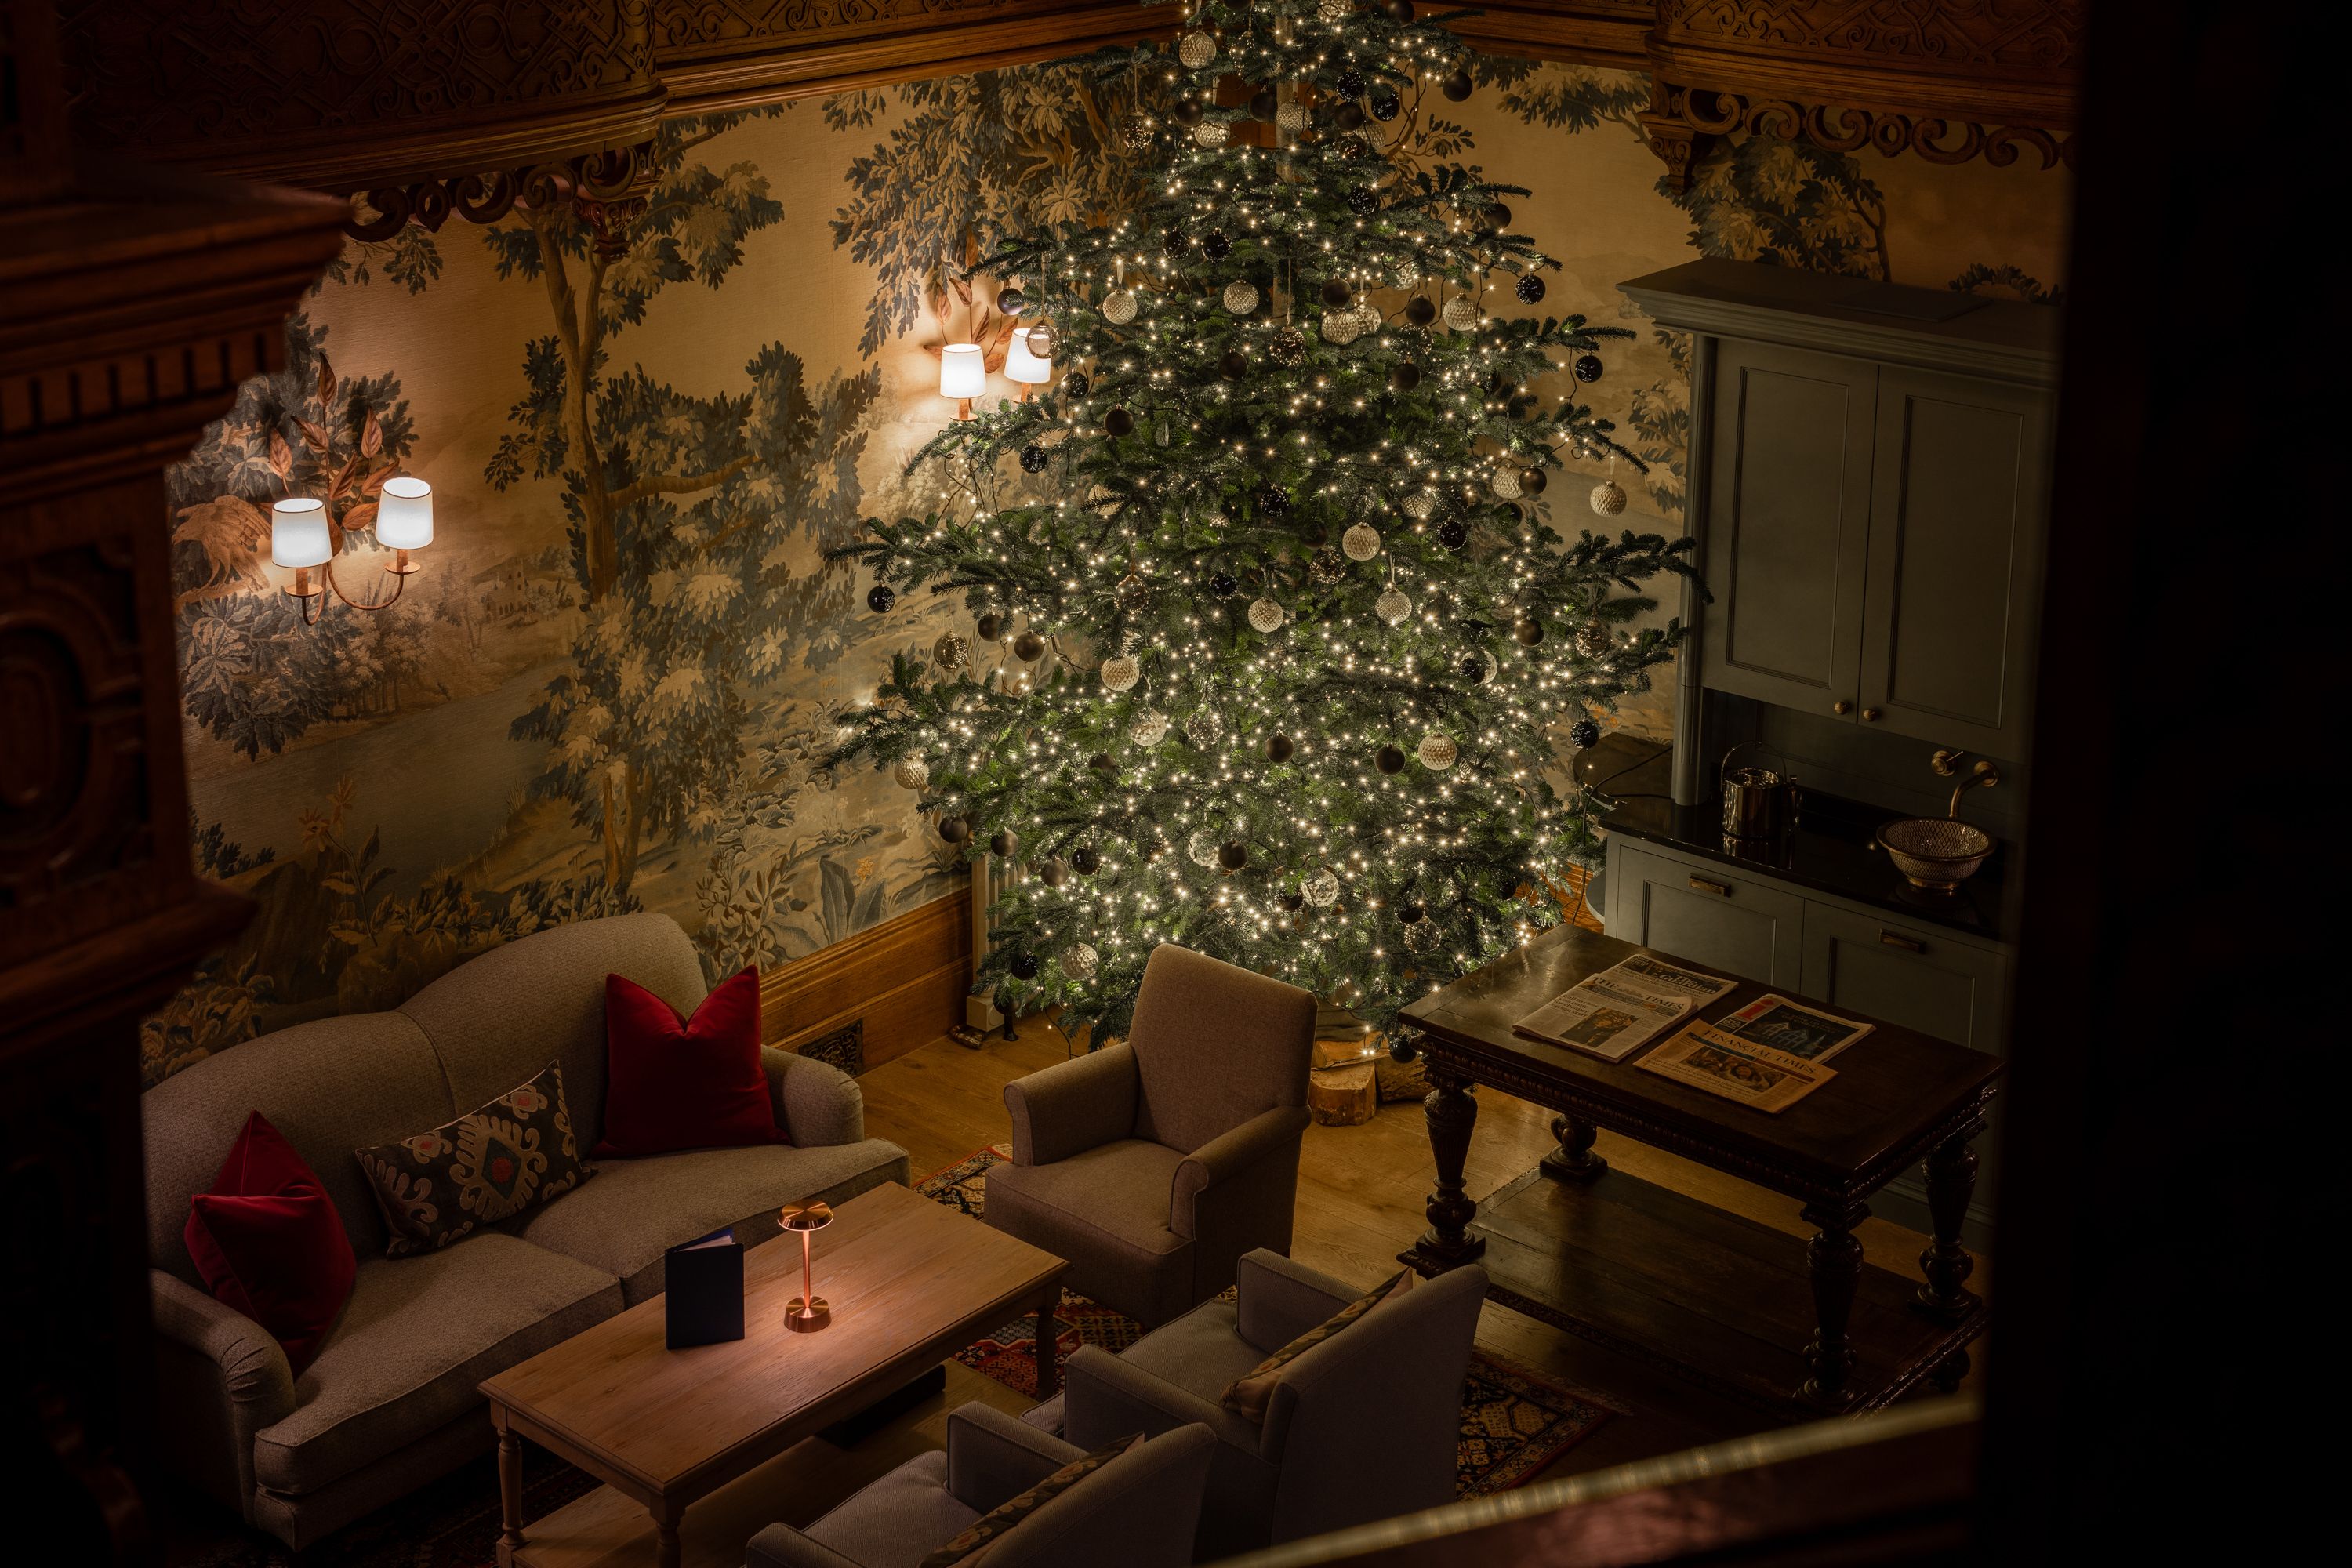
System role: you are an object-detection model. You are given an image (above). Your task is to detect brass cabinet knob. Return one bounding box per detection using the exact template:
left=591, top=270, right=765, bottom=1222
left=1862, top=707, right=1882, bottom=722
left=1832, top=700, right=1852, bottom=716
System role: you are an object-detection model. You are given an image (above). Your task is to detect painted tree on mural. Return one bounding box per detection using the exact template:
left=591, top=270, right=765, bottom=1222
left=481, top=111, right=880, bottom=897
left=169, top=314, right=426, bottom=757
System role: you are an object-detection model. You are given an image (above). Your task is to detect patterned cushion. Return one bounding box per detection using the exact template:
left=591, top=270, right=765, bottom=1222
left=915, top=1432, right=1142, bottom=1567
left=1220, top=1267, right=1416, bottom=1421
left=354, top=1062, right=593, bottom=1258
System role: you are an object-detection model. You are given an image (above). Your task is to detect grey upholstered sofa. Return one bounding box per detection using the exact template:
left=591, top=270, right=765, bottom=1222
left=140, top=913, right=909, bottom=1549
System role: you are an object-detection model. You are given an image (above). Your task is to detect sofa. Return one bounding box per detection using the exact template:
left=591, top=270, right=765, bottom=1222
left=140, top=913, right=910, bottom=1548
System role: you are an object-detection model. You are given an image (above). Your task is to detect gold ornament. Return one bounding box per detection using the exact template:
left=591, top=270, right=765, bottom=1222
left=931, top=631, right=969, bottom=673
left=1194, top=121, right=1230, bottom=150
left=1589, top=478, right=1628, bottom=516
left=1099, top=654, right=1141, bottom=691
left=1178, top=30, right=1218, bottom=68
left=1132, top=710, right=1169, bottom=746
left=1303, top=867, right=1341, bottom=908
left=891, top=757, right=930, bottom=791
left=1417, top=733, right=1458, bottom=770
left=1102, top=289, right=1138, bottom=325
left=1222, top=279, right=1261, bottom=314
left=1442, top=296, right=1480, bottom=332
left=1341, top=522, right=1382, bottom=561
left=1248, top=597, right=1287, bottom=633
left=1061, top=942, right=1099, bottom=981
left=1374, top=587, right=1412, bottom=626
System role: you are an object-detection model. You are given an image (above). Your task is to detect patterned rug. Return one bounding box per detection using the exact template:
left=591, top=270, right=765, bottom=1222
left=919, top=1145, right=1615, bottom=1497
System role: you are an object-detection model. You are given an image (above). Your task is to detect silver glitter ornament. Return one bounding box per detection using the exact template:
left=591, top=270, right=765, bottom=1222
left=1061, top=942, right=1099, bottom=982
left=1576, top=622, right=1610, bottom=658
left=1184, top=707, right=1225, bottom=746
left=1374, top=587, right=1412, bottom=626
left=1341, top=522, right=1381, bottom=561
left=1102, top=289, right=1138, bottom=325
left=1131, top=710, right=1170, bottom=746
left=1403, top=916, right=1440, bottom=953
left=1302, top=868, right=1341, bottom=908
left=1309, top=549, right=1347, bottom=586
left=1417, top=732, right=1458, bottom=770
left=1247, top=597, right=1287, bottom=633
left=891, top=757, right=930, bottom=791
left=1222, top=279, right=1261, bottom=315
left=1269, top=326, right=1307, bottom=366
left=1115, top=572, right=1152, bottom=612
left=1589, top=478, right=1628, bottom=516
left=1319, top=310, right=1365, bottom=345
left=1188, top=829, right=1221, bottom=869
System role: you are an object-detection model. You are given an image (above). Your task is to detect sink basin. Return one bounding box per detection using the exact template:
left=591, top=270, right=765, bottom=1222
left=1877, top=818, right=1994, bottom=891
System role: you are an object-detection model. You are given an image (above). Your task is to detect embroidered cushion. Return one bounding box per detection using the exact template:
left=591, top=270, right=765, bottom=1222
left=185, top=1111, right=356, bottom=1374
left=355, top=1062, right=592, bottom=1258
left=1221, top=1268, right=1417, bottom=1422
left=596, top=967, right=785, bottom=1157
left=915, top=1432, right=1143, bottom=1567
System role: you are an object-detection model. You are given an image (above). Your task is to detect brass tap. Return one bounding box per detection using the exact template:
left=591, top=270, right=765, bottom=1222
left=1947, top=759, right=2001, bottom=818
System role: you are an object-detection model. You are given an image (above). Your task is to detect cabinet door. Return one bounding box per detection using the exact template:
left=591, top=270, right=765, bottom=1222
left=1606, top=840, right=1804, bottom=988
left=1698, top=339, right=1878, bottom=722
left=1798, top=906, right=2008, bottom=1055
left=1857, top=368, right=2050, bottom=755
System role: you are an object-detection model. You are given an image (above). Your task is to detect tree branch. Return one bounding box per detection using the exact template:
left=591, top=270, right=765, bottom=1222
left=607, top=452, right=757, bottom=510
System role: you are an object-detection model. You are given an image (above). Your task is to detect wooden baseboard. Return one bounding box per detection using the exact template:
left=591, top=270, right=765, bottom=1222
left=760, top=892, right=971, bottom=1073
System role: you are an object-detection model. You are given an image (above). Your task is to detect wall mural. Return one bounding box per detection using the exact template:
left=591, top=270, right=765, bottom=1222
left=146, top=57, right=2067, bottom=1086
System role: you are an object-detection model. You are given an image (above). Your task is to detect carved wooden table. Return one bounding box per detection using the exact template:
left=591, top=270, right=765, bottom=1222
left=1398, top=925, right=1998, bottom=1417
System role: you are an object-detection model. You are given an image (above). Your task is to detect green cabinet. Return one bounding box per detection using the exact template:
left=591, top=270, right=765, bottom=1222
left=1606, top=841, right=1806, bottom=989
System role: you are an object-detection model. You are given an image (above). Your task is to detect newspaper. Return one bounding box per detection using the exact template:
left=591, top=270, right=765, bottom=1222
left=1512, top=953, right=1737, bottom=1062
left=1637, top=1025, right=1836, bottom=1114
left=1703, top=993, right=1873, bottom=1064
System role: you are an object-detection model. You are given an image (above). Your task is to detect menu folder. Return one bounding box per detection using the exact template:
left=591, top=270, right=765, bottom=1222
left=663, top=1227, right=746, bottom=1349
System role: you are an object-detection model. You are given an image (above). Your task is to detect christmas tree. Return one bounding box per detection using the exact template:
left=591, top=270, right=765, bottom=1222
left=835, top=0, right=1698, bottom=1044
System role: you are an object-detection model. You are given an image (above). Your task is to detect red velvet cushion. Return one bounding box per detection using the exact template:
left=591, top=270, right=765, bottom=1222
left=183, top=1112, right=356, bottom=1376
left=597, top=968, right=784, bottom=1157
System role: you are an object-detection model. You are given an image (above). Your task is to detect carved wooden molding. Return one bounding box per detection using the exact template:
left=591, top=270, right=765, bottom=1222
left=347, top=140, right=662, bottom=258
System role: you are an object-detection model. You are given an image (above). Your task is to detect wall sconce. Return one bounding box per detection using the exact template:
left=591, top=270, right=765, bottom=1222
left=272, top=476, right=433, bottom=626
left=939, top=342, right=985, bottom=421
left=1004, top=327, right=1052, bottom=401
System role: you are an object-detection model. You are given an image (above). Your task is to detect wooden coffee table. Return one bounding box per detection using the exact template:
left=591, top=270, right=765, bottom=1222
left=480, top=1181, right=1065, bottom=1568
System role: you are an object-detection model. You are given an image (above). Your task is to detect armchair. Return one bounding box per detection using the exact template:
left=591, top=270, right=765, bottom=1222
left=985, top=944, right=1316, bottom=1328
left=1032, top=1250, right=1490, bottom=1561
left=745, top=1403, right=1213, bottom=1568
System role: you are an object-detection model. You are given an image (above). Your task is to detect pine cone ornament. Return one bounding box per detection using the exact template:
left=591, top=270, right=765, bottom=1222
left=1589, top=478, right=1628, bottom=516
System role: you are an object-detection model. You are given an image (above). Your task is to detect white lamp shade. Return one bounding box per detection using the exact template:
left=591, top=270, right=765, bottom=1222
left=939, top=342, right=986, bottom=400
left=1004, top=328, right=1051, bottom=385
left=375, top=475, right=434, bottom=550
left=270, top=498, right=332, bottom=568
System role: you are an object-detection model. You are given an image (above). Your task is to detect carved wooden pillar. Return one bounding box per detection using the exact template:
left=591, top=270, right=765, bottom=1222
left=1, top=5, right=347, bottom=1550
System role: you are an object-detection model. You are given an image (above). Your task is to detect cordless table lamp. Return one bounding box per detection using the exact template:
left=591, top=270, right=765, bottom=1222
left=779, top=1202, right=833, bottom=1332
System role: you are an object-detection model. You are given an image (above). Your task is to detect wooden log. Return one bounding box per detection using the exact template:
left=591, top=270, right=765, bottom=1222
left=1374, top=1051, right=1430, bottom=1104
left=1308, top=1062, right=1378, bottom=1127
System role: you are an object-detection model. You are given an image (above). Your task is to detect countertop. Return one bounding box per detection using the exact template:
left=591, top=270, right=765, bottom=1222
left=1578, top=737, right=2011, bottom=943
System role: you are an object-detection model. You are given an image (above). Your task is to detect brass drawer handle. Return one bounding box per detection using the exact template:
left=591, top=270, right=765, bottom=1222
left=1879, top=929, right=1926, bottom=953
left=1832, top=700, right=1852, bottom=716
left=1862, top=707, right=1882, bottom=723
left=1689, top=877, right=1730, bottom=898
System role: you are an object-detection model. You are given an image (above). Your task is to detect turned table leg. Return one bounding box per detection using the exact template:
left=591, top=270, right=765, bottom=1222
left=1033, top=1284, right=1062, bottom=1400
left=1415, top=1066, right=1486, bottom=1267
left=1917, top=1126, right=1983, bottom=1321
left=655, top=1507, right=683, bottom=1568
left=1799, top=1200, right=1868, bottom=1409
left=1541, top=1112, right=1608, bottom=1182
left=495, top=1417, right=524, bottom=1566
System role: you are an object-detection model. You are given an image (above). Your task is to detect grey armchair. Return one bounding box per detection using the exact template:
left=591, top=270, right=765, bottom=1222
left=1028, top=1250, right=1490, bottom=1562
left=985, top=944, right=1316, bottom=1329
left=745, top=1403, right=1214, bottom=1568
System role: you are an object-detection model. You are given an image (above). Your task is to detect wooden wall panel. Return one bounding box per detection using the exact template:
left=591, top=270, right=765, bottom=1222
left=761, top=891, right=973, bottom=1072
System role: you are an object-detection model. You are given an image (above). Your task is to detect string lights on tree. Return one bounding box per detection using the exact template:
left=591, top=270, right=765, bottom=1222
left=832, top=0, right=1698, bottom=1044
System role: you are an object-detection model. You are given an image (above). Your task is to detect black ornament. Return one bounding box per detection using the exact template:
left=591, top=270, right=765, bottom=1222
left=1337, top=67, right=1367, bottom=97
left=1405, top=296, right=1436, bottom=327
left=1515, top=274, right=1546, bottom=303
left=990, top=828, right=1019, bottom=857
left=1390, top=361, right=1421, bottom=391
left=1254, top=484, right=1290, bottom=516
left=1385, top=0, right=1414, bottom=20
left=1494, top=502, right=1523, bottom=524
left=1441, top=67, right=1473, bottom=102
left=1250, top=84, right=1279, bottom=120
left=1569, top=717, right=1601, bottom=749
left=1088, top=752, right=1116, bottom=777
left=1486, top=201, right=1512, bottom=230
left=1320, top=278, right=1352, bottom=307
left=1460, top=652, right=1490, bottom=684
left=1399, top=900, right=1425, bottom=924
left=938, top=814, right=969, bottom=844
left=1063, top=370, right=1091, bottom=398
left=1202, top=229, right=1232, bottom=261
left=1573, top=353, right=1604, bottom=383
left=1174, top=98, right=1205, bottom=126
left=1348, top=185, right=1378, bottom=216
left=1219, top=841, right=1248, bottom=870
left=867, top=583, right=896, bottom=613
left=1376, top=744, right=1406, bottom=775
left=1265, top=733, right=1294, bottom=763
left=1013, top=629, right=1046, bottom=661
left=1105, top=406, right=1134, bottom=437
left=1163, top=226, right=1192, bottom=258
left=1334, top=100, right=1365, bottom=132
left=1070, top=844, right=1100, bottom=875
left=976, top=612, right=1002, bottom=642
left=1484, top=368, right=1509, bottom=397
left=1437, top=518, right=1470, bottom=550
left=1220, top=349, right=1248, bottom=381
left=1281, top=891, right=1305, bottom=912
left=1515, top=617, right=1544, bottom=646
left=1369, top=87, right=1401, bottom=121
left=1010, top=952, right=1040, bottom=979
left=1388, top=1036, right=1419, bottom=1064
left=996, top=285, right=1027, bottom=315
left=1521, top=466, right=1548, bottom=494
left=1039, top=856, right=1067, bottom=887
left=1208, top=570, right=1239, bottom=600
left=1019, top=442, right=1050, bottom=474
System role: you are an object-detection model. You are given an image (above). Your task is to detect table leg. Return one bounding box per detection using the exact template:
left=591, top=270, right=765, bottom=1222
left=1415, top=1065, right=1486, bottom=1267
left=655, top=1508, right=682, bottom=1568
left=1916, top=1126, right=1982, bottom=1321
left=1933, top=1348, right=1971, bottom=1394
left=495, top=1416, right=524, bottom=1566
left=1540, top=1113, right=1608, bottom=1182
left=1798, top=1200, right=1867, bottom=1409
left=1033, top=1286, right=1062, bottom=1400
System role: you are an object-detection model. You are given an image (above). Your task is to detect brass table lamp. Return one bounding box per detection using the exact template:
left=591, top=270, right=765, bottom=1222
left=780, top=1202, right=833, bottom=1332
